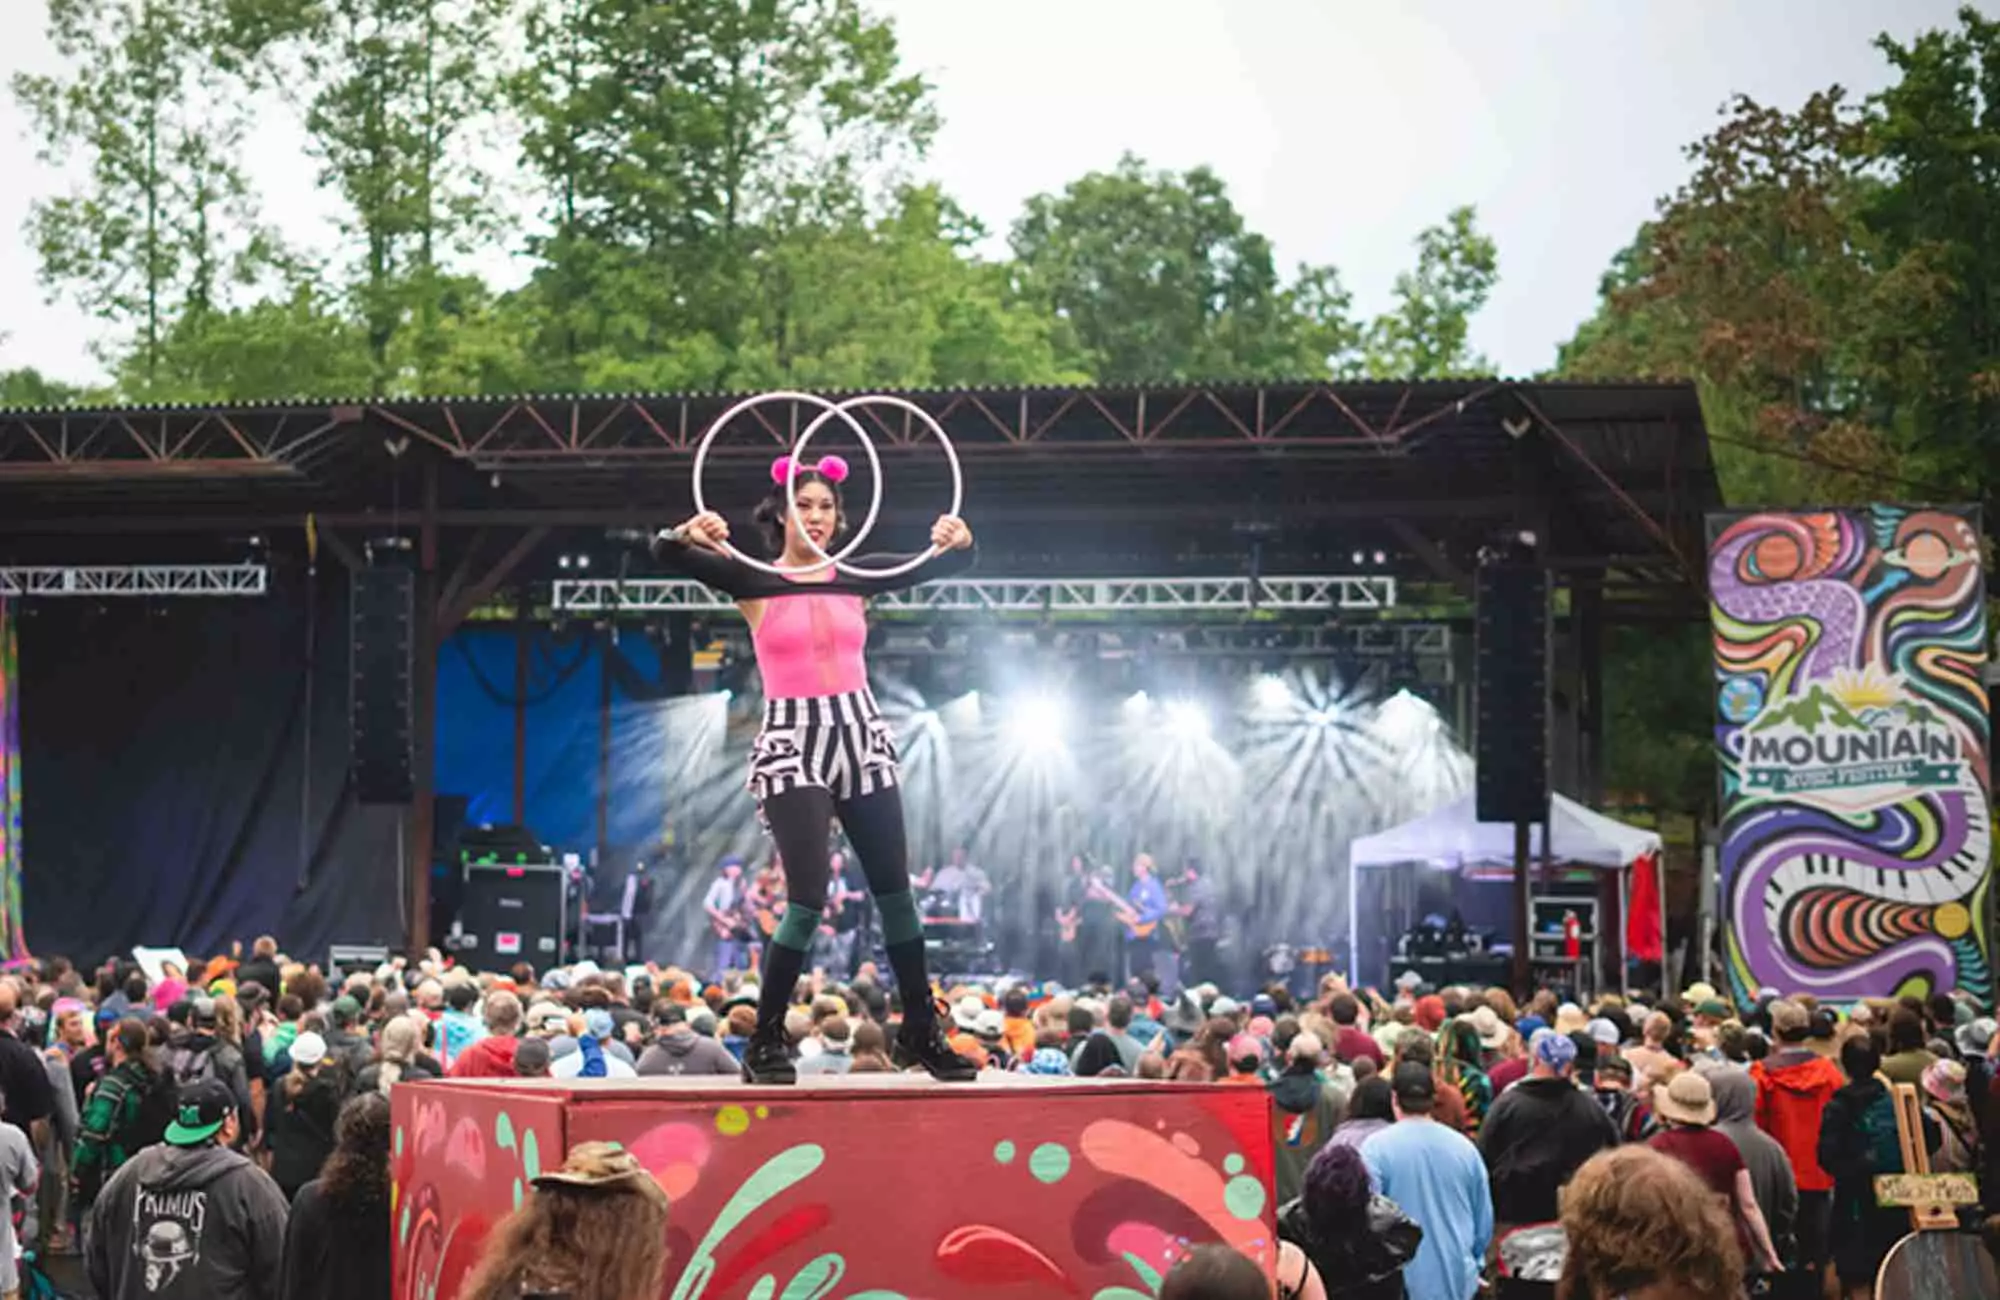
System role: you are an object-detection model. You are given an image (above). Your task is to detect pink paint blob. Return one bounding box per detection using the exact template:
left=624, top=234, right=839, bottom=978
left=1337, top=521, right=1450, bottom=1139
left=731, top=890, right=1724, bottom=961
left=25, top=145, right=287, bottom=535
left=1170, top=1132, right=1201, bottom=1157
left=628, top=1121, right=713, bottom=1171
left=413, top=1100, right=446, bottom=1156
left=1106, top=1221, right=1183, bottom=1272
left=935, top=1224, right=1079, bottom=1294
left=444, top=1118, right=487, bottom=1180
left=1078, top=1119, right=1261, bottom=1254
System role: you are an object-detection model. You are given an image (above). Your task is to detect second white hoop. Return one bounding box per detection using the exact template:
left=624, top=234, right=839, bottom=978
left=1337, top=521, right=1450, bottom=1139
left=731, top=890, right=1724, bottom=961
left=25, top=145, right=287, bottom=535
left=787, top=395, right=964, bottom=582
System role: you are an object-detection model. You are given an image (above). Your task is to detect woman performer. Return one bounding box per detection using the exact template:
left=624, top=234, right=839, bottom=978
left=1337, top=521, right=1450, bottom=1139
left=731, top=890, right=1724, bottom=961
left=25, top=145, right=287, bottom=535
left=653, top=454, right=977, bottom=1083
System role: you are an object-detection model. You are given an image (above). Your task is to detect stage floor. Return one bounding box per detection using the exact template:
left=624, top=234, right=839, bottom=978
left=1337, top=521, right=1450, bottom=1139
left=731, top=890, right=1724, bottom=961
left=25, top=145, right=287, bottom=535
left=394, top=1073, right=1279, bottom=1298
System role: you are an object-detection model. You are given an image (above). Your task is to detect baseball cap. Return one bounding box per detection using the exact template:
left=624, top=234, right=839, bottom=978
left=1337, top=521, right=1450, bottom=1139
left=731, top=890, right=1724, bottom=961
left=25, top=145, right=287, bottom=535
left=528, top=1001, right=569, bottom=1030
left=1210, top=996, right=1242, bottom=1017
left=1768, top=999, right=1809, bottom=1041
left=1251, top=994, right=1278, bottom=1017
left=973, top=1008, right=1005, bottom=1040
left=952, top=996, right=985, bottom=1031
left=1585, top=1018, right=1621, bottom=1047
left=330, top=995, right=363, bottom=1026
left=1226, top=1033, right=1265, bottom=1067
left=583, top=1008, right=614, bottom=1041
left=1530, top=1028, right=1578, bottom=1071
left=290, top=1031, right=328, bottom=1068
left=165, top=1078, right=236, bottom=1146
left=1390, top=1061, right=1436, bottom=1109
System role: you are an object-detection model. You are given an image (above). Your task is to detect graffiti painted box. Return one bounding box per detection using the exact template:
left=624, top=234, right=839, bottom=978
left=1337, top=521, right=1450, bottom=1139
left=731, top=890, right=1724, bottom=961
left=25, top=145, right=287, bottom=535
left=391, top=1074, right=1278, bottom=1300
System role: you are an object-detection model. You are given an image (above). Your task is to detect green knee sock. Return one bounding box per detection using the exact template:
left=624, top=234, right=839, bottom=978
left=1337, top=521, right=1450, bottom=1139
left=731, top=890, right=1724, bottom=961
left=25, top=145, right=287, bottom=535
left=876, top=890, right=923, bottom=946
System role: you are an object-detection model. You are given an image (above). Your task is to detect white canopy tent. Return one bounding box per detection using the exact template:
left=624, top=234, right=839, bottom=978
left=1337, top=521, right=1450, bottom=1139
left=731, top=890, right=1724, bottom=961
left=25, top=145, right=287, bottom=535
left=1347, top=791, right=1664, bottom=990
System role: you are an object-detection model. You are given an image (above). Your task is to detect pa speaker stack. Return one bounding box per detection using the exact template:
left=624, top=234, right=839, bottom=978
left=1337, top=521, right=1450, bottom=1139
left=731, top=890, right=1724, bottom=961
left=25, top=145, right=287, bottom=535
left=1475, top=562, right=1551, bottom=824
left=351, top=566, right=415, bottom=804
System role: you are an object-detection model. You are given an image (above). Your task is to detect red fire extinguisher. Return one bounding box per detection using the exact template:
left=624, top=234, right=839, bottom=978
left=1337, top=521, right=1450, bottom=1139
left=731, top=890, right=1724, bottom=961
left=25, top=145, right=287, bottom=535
left=1563, top=910, right=1582, bottom=960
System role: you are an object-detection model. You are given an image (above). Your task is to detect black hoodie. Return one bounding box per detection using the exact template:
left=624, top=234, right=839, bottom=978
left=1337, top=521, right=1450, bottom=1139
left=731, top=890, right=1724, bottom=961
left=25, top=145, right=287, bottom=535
left=1478, top=1075, right=1617, bottom=1225
left=86, top=1140, right=289, bottom=1300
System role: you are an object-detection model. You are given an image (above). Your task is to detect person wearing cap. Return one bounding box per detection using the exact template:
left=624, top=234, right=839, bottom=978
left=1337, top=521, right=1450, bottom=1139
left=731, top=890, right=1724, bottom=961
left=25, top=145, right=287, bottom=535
left=321, top=996, right=373, bottom=1082
left=265, top=1031, right=341, bottom=1201
left=636, top=1002, right=738, bottom=1077
left=1477, top=1029, right=1616, bottom=1239
left=1360, top=1061, right=1490, bottom=1300
left=1589, top=1053, right=1651, bottom=1142
left=459, top=1141, right=668, bottom=1300
left=796, top=1016, right=855, bottom=1077
left=85, top=1077, right=289, bottom=1300
left=1748, top=996, right=1842, bottom=1287
left=551, top=1008, right=639, bottom=1080
left=1649, top=1070, right=1780, bottom=1273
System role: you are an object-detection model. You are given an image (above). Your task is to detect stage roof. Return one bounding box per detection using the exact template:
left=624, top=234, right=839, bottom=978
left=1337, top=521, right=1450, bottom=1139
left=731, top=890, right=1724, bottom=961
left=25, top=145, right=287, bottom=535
left=0, top=378, right=1719, bottom=602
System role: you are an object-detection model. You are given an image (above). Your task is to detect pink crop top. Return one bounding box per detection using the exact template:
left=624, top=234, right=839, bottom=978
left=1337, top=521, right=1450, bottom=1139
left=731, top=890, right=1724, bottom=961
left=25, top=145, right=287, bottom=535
left=751, top=591, right=869, bottom=699
left=649, top=536, right=978, bottom=700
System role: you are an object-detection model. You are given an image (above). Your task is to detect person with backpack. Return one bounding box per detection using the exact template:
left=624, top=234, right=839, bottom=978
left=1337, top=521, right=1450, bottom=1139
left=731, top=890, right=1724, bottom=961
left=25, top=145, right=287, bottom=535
left=70, top=1019, right=168, bottom=1223
left=262, top=1034, right=341, bottom=1202
left=1817, top=1035, right=1910, bottom=1295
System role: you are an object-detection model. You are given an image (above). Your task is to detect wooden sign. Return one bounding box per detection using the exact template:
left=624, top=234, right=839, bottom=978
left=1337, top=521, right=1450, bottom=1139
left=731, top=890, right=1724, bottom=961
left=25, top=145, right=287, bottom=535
left=1876, top=1172, right=1980, bottom=1208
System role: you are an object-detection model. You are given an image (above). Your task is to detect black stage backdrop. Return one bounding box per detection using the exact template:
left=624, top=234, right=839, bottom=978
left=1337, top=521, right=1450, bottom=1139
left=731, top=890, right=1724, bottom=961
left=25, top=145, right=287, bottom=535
left=17, top=565, right=402, bottom=964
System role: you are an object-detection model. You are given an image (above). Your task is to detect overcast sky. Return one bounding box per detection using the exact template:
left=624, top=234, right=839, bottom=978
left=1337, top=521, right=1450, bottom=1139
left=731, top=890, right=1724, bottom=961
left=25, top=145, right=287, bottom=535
left=0, top=0, right=1973, bottom=386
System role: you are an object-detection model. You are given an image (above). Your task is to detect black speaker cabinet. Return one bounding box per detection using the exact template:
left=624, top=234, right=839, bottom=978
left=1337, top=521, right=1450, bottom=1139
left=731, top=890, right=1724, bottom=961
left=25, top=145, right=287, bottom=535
left=453, top=861, right=568, bottom=971
left=351, top=567, right=414, bottom=803
left=1475, top=564, right=1551, bottom=824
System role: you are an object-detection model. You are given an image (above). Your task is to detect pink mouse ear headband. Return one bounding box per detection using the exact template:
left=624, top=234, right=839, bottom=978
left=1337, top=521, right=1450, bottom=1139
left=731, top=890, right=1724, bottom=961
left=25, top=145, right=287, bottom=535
left=771, top=454, right=850, bottom=486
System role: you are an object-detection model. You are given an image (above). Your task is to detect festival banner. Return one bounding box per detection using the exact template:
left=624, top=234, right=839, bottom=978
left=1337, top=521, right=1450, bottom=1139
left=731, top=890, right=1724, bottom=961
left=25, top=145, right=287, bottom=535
left=1710, top=508, right=1990, bottom=1005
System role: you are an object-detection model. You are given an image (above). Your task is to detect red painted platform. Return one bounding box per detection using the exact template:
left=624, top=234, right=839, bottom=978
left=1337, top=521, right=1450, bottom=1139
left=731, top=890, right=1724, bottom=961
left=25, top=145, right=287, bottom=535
left=391, top=1073, right=1278, bottom=1299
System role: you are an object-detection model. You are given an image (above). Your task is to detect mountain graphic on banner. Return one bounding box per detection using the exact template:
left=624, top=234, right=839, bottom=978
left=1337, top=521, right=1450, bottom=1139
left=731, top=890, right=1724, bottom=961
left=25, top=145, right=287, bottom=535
left=1751, top=685, right=1863, bottom=734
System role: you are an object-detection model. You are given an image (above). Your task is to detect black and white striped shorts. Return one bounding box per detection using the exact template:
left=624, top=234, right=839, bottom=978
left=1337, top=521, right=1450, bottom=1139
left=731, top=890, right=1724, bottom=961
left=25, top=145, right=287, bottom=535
left=748, top=690, right=900, bottom=808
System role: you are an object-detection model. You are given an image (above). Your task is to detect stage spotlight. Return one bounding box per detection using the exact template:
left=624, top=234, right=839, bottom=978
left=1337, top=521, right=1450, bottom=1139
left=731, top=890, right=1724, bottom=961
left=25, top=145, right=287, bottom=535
left=1350, top=549, right=1364, bottom=566
left=1372, top=550, right=1386, bottom=565
left=1310, top=707, right=1334, bottom=728
left=1006, top=692, right=1068, bottom=750
left=1164, top=698, right=1210, bottom=740
left=559, top=555, right=573, bottom=570
left=1253, top=674, right=1292, bottom=709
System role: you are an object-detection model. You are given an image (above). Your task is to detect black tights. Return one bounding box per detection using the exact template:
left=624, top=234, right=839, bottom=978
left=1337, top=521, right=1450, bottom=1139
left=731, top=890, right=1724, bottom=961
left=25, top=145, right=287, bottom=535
left=762, top=784, right=912, bottom=909
left=757, top=785, right=931, bottom=1031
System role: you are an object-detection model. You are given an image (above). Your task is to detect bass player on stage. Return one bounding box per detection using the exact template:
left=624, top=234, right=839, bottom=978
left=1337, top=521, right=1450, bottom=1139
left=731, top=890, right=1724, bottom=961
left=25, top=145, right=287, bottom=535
left=653, top=455, right=978, bottom=1083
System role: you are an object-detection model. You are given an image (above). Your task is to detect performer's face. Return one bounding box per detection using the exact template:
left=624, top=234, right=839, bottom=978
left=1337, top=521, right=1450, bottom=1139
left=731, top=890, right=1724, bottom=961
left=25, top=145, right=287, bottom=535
left=788, top=481, right=842, bottom=552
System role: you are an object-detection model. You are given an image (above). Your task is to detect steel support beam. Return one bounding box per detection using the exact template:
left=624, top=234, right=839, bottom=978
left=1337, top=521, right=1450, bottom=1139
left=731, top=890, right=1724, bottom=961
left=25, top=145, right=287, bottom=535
left=552, top=574, right=1399, bottom=615
left=0, top=565, right=268, bottom=596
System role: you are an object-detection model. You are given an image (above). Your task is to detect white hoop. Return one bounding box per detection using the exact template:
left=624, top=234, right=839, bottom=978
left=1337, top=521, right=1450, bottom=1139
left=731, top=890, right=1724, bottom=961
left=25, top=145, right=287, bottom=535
left=789, top=395, right=964, bottom=582
left=689, top=390, right=883, bottom=578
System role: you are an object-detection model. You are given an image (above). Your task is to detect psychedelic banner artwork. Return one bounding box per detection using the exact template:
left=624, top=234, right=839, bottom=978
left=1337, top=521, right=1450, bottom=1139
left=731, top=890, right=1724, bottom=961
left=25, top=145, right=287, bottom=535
left=0, top=599, right=24, bottom=963
left=1710, top=507, right=1990, bottom=1005
left=393, top=1076, right=1277, bottom=1300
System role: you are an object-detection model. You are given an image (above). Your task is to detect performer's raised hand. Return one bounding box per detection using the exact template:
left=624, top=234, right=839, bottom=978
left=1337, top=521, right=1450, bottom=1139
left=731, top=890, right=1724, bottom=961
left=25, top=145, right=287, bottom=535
left=677, top=512, right=730, bottom=548
left=932, top=515, right=973, bottom=551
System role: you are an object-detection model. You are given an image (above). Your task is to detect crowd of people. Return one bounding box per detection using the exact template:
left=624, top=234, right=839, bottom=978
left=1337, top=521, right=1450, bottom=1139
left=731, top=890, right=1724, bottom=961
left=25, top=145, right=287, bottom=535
left=0, top=934, right=1991, bottom=1299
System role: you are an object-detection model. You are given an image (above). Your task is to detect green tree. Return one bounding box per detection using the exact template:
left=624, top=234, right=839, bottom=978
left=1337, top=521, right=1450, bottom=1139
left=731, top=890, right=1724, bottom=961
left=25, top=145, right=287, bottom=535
left=0, top=366, right=88, bottom=407
left=13, top=0, right=276, bottom=388
left=509, top=0, right=937, bottom=387
left=734, top=185, right=1079, bottom=389
left=1008, top=154, right=1359, bottom=381
left=1556, top=91, right=1945, bottom=506
left=118, top=284, right=376, bottom=402
left=278, top=0, right=510, bottom=393
left=1361, top=205, right=1498, bottom=378
left=1864, top=6, right=2000, bottom=503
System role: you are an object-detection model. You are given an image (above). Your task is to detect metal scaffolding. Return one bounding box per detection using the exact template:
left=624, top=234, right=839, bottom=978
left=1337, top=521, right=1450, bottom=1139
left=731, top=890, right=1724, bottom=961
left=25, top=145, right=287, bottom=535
left=0, top=565, right=269, bottom=597
left=553, top=573, right=1398, bottom=614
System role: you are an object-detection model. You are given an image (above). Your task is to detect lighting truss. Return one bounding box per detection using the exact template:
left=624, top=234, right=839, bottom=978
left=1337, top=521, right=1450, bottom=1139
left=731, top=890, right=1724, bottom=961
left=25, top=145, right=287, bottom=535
left=0, top=565, right=269, bottom=597
left=553, top=574, right=1397, bottom=614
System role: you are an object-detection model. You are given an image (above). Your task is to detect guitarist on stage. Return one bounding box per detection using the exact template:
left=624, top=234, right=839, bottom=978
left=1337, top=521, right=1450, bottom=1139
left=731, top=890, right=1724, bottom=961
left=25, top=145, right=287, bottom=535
left=1054, top=855, right=1089, bottom=986
left=702, top=856, right=753, bottom=975
left=818, top=852, right=867, bottom=979
left=1120, top=854, right=1170, bottom=988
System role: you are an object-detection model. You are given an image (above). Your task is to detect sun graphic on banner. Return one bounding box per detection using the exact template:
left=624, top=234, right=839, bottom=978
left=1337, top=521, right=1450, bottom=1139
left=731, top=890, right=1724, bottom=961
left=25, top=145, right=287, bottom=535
left=1829, top=667, right=1897, bottom=713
